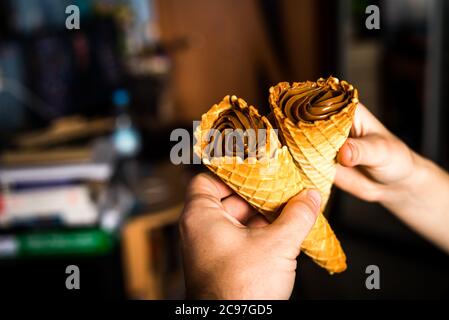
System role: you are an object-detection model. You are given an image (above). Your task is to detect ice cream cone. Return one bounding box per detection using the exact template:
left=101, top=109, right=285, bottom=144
left=194, top=95, right=303, bottom=215
left=269, top=76, right=359, bottom=273
left=194, top=77, right=357, bottom=274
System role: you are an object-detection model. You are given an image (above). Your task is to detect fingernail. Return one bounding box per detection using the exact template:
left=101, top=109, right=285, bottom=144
left=307, top=189, right=321, bottom=209
left=347, top=139, right=356, bottom=163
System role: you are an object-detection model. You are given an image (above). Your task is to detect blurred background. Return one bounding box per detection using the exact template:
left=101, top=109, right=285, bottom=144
left=0, top=0, right=448, bottom=299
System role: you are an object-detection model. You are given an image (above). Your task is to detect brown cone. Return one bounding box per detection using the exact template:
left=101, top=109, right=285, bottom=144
left=194, top=95, right=303, bottom=215
left=269, top=77, right=358, bottom=273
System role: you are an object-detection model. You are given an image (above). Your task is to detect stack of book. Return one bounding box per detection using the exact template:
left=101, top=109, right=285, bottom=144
left=0, top=139, right=117, bottom=258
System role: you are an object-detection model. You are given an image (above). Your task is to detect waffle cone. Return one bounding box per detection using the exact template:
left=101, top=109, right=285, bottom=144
left=269, top=78, right=358, bottom=273
left=194, top=95, right=303, bottom=215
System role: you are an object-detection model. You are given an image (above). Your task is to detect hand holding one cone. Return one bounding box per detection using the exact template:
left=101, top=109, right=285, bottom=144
left=194, top=76, right=358, bottom=274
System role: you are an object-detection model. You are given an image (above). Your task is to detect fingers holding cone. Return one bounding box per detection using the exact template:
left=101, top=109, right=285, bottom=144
left=194, top=77, right=358, bottom=274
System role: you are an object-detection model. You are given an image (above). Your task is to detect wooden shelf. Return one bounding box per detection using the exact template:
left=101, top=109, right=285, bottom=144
left=121, top=203, right=183, bottom=299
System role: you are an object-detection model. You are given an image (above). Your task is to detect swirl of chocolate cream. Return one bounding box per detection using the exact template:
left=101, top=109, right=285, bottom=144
left=279, top=77, right=353, bottom=123
left=208, top=96, right=269, bottom=158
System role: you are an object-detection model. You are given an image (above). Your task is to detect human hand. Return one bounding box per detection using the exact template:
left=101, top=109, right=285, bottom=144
left=179, top=173, right=320, bottom=300
left=335, top=103, right=422, bottom=204
left=335, top=104, right=449, bottom=252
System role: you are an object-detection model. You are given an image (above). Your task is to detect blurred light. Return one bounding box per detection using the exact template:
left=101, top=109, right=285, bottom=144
left=100, top=208, right=120, bottom=232
left=0, top=236, right=18, bottom=257
left=113, top=89, right=130, bottom=108
left=113, top=125, right=141, bottom=156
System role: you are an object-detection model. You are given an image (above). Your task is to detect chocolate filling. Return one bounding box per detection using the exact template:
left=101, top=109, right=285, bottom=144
left=279, top=78, right=352, bottom=123
left=208, top=97, right=269, bottom=158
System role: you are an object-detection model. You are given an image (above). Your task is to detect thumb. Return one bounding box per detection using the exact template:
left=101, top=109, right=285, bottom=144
left=337, top=135, right=389, bottom=168
left=269, top=189, right=320, bottom=248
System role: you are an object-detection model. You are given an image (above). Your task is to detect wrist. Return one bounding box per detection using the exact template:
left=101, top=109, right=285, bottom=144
left=380, top=151, right=431, bottom=209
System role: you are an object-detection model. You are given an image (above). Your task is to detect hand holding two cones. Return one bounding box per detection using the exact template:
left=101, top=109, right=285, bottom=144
left=194, top=76, right=358, bottom=274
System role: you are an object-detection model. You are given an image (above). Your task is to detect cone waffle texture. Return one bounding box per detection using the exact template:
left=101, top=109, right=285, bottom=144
left=195, top=77, right=358, bottom=274
left=194, top=95, right=303, bottom=215
left=269, top=77, right=358, bottom=273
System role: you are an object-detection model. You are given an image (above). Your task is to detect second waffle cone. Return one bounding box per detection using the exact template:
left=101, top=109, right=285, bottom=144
left=269, top=77, right=358, bottom=273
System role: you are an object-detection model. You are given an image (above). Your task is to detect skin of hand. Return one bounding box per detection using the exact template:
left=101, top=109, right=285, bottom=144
left=336, top=104, right=449, bottom=253
left=179, top=173, right=321, bottom=300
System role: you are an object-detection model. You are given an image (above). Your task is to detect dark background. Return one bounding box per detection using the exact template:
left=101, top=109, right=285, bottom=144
left=0, top=0, right=448, bottom=299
